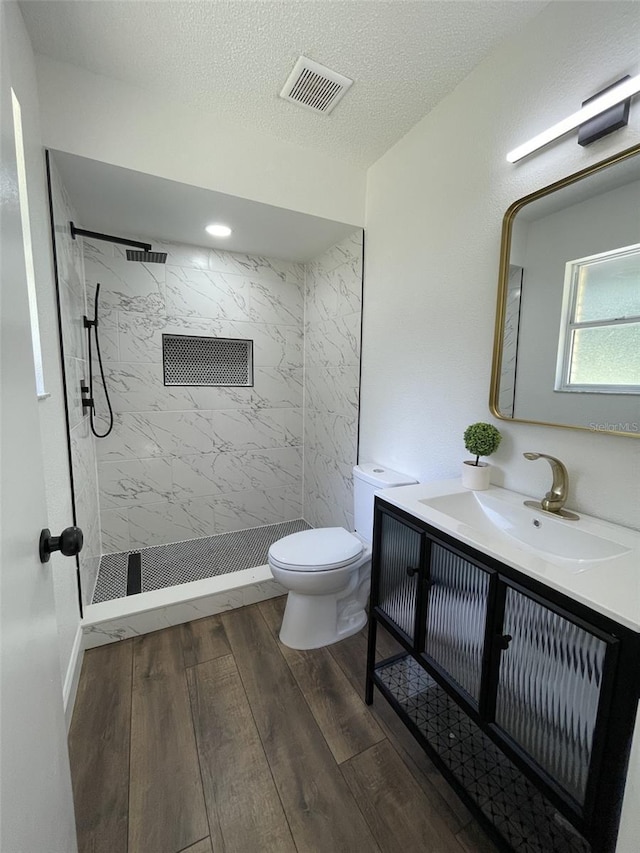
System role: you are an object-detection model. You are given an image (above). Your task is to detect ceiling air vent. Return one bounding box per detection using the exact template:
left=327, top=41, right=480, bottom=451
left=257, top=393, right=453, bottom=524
left=279, top=56, right=353, bottom=115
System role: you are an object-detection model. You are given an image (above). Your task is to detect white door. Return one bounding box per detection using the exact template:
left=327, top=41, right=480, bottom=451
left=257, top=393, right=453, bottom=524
left=0, top=8, right=78, bottom=852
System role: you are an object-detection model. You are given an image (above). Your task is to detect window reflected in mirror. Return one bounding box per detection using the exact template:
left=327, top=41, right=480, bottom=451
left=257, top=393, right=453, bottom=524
left=557, top=245, right=640, bottom=394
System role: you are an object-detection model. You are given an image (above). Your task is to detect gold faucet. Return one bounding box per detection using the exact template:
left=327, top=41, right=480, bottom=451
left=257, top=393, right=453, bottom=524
left=523, top=452, right=580, bottom=520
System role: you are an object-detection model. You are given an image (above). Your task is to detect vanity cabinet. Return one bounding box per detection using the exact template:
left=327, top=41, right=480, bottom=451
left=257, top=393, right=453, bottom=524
left=366, top=498, right=640, bottom=853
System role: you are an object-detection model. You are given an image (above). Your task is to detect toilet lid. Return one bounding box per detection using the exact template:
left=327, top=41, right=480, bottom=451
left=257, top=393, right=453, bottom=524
left=268, top=527, right=364, bottom=572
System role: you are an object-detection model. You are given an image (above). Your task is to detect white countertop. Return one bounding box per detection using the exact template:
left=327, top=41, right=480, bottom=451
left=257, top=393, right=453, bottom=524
left=377, top=479, right=640, bottom=632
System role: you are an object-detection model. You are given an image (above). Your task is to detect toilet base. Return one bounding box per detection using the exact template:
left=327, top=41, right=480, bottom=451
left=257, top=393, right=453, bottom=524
left=279, top=590, right=368, bottom=650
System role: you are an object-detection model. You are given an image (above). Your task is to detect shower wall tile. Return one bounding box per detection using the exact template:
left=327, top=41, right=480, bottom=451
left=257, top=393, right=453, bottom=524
left=100, top=508, right=130, bottom=555
left=75, top=465, right=100, bottom=540
left=83, top=235, right=306, bottom=554
left=304, top=409, right=358, bottom=465
left=171, top=453, right=221, bottom=500
left=77, top=495, right=102, bottom=602
left=224, top=252, right=292, bottom=284
left=209, top=451, right=257, bottom=494
left=151, top=240, right=211, bottom=271
left=251, top=367, right=303, bottom=409
left=171, top=447, right=302, bottom=501
left=283, top=407, right=303, bottom=446
left=212, top=484, right=300, bottom=535
left=209, top=407, right=291, bottom=451
left=102, top=361, right=215, bottom=412
left=302, top=230, right=363, bottom=531
left=117, top=311, right=166, bottom=362
left=248, top=278, right=303, bottom=325
left=95, top=309, right=120, bottom=363
left=82, top=237, right=116, bottom=265
left=226, top=320, right=301, bottom=368
left=50, top=158, right=103, bottom=605
left=165, top=266, right=250, bottom=321
left=304, top=365, right=360, bottom=418
left=303, top=450, right=354, bottom=530
left=234, top=447, right=303, bottom=491
left=84, top=254, right=166, bottom=315
left=98, top=457, right=173, bottom=509
left=65, top=356, right=85, bottom=430
left=304, top=313, right=361, bottom=367
left=116, top=313, right=302, bottom=370
left=58, top=279, right=86, bottom=361
left=304, top=269, right=339, bottom=322
left=95, top=411, right=213, bottom=461
left=318, top=230, right=363, bottom=274
left=128, top=497, right=215, bottom=549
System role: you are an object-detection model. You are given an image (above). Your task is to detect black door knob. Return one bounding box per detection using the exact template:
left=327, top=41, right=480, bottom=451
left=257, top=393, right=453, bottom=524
left=39, top=526, right=83, bottom=563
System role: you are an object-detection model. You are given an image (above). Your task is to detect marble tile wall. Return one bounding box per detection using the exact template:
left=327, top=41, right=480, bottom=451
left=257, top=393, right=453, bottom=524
left=49, top=159, right=102, bottom=605
left=84, top=237, right=305, bottom=551
left=302, top=231, right=364, bottom=531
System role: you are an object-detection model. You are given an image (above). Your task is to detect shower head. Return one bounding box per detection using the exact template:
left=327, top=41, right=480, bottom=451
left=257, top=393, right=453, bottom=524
left=70, top=223, right=168, bottom=263
left=126, top=249, right=167, bottom=264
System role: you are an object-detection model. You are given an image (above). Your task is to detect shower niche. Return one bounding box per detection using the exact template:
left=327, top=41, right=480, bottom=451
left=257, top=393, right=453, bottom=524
left=162, top=334, right=254, bottom=387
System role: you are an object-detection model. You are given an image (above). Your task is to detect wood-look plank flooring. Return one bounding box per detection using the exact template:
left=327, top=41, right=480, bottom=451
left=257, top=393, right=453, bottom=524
left=69, top=599, right=498, bottom=853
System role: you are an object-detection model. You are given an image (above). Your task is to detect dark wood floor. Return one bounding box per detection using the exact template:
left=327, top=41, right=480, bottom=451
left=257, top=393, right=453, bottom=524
left=69, top=596, right=498, bottom=853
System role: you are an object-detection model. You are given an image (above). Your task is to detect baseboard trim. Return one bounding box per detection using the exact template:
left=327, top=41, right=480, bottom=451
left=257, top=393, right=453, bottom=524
left=63, top=624, right=84, bottom=730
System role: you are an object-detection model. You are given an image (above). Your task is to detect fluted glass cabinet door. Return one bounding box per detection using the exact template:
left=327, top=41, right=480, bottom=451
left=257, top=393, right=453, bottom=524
left=376, top=512, right=422, bottom=643
left=423, top=544, right=490, bottom=703
left=495, top=586, right=609, bottom=805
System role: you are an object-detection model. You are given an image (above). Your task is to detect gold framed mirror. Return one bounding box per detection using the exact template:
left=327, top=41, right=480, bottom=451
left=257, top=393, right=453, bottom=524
left=490, top=143, right=640, bottom=438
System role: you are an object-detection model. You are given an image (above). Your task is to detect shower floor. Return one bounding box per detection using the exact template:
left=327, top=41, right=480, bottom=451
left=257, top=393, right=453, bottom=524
left=92, top=519, right=310, bottom=604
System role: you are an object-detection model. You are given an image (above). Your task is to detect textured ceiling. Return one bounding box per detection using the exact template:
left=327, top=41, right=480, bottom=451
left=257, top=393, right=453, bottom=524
left=20, top=0, right=547, bottom=167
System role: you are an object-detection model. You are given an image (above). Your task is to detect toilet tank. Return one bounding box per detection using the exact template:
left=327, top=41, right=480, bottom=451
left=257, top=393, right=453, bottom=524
left=353, top=463, right=417, bottom=544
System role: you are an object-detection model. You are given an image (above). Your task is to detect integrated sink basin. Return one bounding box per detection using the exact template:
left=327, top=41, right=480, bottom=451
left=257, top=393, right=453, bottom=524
left=376, top=479, right=640, bottom=631
left=418, top=489, right=632, bottom=569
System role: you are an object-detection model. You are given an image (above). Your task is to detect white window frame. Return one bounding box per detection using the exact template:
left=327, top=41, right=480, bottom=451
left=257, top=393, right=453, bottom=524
left=555, top=243, right=640, bottom=395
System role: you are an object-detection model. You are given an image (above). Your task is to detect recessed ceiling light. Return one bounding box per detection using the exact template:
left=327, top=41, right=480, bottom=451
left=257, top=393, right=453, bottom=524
left=205, top=223, right=232, bottom=238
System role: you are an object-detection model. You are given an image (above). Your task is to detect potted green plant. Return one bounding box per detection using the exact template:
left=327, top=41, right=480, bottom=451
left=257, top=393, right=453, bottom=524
left=462, top=422, right=502, bottom=490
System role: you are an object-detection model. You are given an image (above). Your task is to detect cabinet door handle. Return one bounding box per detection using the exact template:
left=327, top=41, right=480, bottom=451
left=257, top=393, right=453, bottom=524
left=496, top=633, right=513, bottom=651
left=406, top=565, right=418, bottom=578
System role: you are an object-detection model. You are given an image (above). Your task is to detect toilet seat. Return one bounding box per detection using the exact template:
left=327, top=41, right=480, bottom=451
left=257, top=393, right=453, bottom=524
left=268, top=527, right=364, bottom=572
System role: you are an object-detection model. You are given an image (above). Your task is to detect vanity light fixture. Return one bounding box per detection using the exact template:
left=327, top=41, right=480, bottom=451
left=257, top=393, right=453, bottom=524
left=205, top=223, right=232, bottom=237
left=507, top=73, right=640, bottom=163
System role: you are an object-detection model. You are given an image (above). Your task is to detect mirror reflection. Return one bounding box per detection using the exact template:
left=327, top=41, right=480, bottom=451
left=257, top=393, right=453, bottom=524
left=492, top=145, right=640, bottom=437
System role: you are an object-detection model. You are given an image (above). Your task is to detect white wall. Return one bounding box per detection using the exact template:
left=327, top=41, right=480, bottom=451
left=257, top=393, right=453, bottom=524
left=35, top=56, right=366, bottom=228
left=361, top=0, right=640, bottom=534
left=5, top=2, right=82, bottom=717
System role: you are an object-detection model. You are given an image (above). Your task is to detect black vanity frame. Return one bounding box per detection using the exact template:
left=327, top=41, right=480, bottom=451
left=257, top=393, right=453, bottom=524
left=365, top=497, right=640, bottom=853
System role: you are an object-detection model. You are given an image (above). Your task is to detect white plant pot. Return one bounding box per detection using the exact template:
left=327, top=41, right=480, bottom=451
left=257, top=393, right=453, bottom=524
left=462, top=461, right=491, bottom=490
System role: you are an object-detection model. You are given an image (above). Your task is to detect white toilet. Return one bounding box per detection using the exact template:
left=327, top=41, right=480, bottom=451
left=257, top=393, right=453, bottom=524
left=268, top=463, right=416, bottom=649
